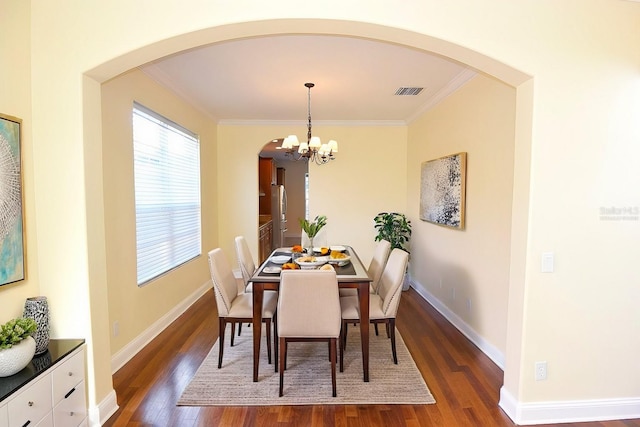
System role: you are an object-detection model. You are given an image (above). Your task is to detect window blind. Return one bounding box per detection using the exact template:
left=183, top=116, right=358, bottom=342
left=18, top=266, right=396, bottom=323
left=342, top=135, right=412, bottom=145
left=132, top=103, right=201, bottom=285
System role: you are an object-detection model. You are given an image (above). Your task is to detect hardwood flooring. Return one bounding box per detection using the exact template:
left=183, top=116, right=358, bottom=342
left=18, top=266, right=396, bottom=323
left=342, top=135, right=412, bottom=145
left=103, top=288, right=639, bottom=427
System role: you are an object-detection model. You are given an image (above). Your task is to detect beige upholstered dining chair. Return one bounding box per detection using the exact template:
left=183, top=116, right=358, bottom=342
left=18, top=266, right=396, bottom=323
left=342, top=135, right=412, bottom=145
left=234, top=235, right=256, bottom=292
left=277, top=269, right=341, bottom=397
left=208, top=248, right=278, bottom=369
left=339, top=248, right=409, bottom=371
left=339, top=239, right=392, bottom=297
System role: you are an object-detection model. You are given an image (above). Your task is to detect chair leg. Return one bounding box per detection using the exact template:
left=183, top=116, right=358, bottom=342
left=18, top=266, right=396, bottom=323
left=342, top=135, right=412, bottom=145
left=238, top=322, right=242, bottom=336
left=279, top=337, right=286, bottom=396
left=374, top=323, right=379, bottom=336
left=230, top=322, right=236, bottom=346
left=273, top=313, right=278, bottom=372
left=386, top=322, right=391, bottom=339
left=218, top=318, right=226, bottom=369
left=330, top=337, right=337, bottom=397
left=265, top=318, right=272, bottom=365
left=389, top=318, right=398, bottom=364
left=339, top=322, right=344, bottom=373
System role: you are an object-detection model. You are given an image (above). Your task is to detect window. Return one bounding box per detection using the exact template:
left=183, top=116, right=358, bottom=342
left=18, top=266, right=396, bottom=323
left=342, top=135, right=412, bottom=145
left=132, top=103, right=201, bottom=285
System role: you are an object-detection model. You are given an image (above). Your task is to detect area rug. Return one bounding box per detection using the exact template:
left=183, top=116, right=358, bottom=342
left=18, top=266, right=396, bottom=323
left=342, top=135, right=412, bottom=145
left=178, top=323, right=435, bottom=406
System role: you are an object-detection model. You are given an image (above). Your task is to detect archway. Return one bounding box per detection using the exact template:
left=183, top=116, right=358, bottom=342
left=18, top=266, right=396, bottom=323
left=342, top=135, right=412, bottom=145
left=84, top=19, right=533, bottom=423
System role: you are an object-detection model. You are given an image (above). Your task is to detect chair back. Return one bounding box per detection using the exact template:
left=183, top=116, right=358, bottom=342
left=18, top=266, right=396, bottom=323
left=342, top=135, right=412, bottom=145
left=368, top=239, right=392, bottom=293
left=234, top=236, right=256, bottom=286
left=208, top=248, right=239, bottom=317
left=377, top=249, right=409, bottom=317
left=277, top=270, right=341, bottom=338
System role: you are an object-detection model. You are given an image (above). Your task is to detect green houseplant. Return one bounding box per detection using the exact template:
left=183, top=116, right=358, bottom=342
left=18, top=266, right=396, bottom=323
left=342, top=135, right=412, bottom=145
left=373, top=212, right=412, bottom=252
left=0, top=317, right=37, bottom=350
left=374, top=212, right=412, bottom=290
left=299, top=215, right=327, bottom=254
left=0, top=317, right=37, bottom=377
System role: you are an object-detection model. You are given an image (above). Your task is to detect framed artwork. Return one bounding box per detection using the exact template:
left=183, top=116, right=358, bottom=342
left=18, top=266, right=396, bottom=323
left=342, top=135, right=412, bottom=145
left=0, top=114, right=25, bottom=285
left=420, top=152, right=467, bottom=229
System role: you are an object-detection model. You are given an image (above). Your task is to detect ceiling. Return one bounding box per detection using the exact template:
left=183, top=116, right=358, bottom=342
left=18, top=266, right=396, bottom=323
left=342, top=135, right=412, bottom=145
left=140, top=34, right=476, bottom=157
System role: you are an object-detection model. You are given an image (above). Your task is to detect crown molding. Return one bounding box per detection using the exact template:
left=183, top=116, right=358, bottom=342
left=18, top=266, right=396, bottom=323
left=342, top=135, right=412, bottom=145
left=405, top=68, right=477, bottom=124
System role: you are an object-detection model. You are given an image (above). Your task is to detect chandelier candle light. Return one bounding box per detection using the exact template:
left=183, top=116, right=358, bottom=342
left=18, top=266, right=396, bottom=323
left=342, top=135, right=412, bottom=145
left=279, top=83, right=338, bottom=165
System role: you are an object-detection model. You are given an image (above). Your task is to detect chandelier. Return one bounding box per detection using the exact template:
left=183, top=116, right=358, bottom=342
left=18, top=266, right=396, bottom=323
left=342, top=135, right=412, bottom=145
left=278, top=83, right=338, bottom=165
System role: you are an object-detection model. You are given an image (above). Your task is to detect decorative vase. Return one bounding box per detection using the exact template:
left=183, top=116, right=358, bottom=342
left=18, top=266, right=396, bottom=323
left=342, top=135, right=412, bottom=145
left=23, top=296, right=50, bottom=355
left=307, top=236, right=315, bottom=256
left=0, top=336, right=36, bottom=377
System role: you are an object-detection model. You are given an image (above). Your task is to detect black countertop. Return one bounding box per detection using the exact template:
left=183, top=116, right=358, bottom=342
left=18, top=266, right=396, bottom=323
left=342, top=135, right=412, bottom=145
left=0, top=338, right=85, bottom=402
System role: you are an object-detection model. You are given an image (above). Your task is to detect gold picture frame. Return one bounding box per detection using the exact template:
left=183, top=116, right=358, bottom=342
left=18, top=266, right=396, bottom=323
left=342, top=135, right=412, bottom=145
left=0, top=113, right=25, bottom=285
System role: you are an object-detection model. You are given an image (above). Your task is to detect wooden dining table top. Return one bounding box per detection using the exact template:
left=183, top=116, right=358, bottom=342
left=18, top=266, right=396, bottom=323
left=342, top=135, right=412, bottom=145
left=251, top=245, right=371, bottom=283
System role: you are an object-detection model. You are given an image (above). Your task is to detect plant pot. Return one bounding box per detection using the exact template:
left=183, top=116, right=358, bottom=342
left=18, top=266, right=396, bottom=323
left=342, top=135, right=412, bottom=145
left=0, top=336, right=36, bottom=377
left=402, top=271, right=411, bottom=291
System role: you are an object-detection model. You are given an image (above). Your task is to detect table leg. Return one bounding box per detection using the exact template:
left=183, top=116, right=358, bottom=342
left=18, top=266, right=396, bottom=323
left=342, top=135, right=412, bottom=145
left=253, top=282, right=264, bottom=382
left=357, top=282, right=370, bottom=382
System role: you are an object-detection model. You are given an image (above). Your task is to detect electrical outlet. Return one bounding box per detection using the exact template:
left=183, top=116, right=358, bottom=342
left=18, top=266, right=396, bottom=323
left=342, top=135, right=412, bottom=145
left=113, top=321, right=119, bottom=337
left=535, top=361, right=547, bottom=381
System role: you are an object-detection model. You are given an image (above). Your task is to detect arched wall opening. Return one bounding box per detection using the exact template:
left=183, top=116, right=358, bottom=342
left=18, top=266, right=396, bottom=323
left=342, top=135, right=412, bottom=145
left=83, top=18, right=533, bottom=417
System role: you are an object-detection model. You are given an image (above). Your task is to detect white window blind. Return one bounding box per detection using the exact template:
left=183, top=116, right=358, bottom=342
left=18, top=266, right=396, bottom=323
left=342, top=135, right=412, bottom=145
left=132, top=103, right=201, bottom=285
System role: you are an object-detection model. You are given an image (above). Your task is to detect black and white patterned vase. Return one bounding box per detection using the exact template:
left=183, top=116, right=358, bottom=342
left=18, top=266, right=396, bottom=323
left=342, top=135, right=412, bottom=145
left=23, top=296, right=50, bottom=355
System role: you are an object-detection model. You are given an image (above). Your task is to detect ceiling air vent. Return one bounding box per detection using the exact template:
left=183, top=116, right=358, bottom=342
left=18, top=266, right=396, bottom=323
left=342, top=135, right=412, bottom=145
left=394, top=87, right=424, bottom=96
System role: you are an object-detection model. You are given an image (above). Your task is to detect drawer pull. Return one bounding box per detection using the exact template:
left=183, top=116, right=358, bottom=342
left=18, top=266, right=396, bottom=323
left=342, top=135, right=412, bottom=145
left=64, top=387, right=76, bottom=399
left=70, top=411, right=75, bottom=416
left=28, top=401, right=34, bottom=406
left=68, top=371, right=73, bottom=376
left=21, top=421, right=31, bottom=427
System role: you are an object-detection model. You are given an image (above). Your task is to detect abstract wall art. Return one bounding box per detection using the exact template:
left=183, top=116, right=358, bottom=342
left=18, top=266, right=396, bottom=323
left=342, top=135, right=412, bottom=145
left=420, top=152, right=467, bottom=229
left=0, top=114, right=25, bottom=285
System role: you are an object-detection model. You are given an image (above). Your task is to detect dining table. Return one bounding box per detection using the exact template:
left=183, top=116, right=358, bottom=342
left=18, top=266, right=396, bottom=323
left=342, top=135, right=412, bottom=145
left=250, top=245, right=373, bottom=382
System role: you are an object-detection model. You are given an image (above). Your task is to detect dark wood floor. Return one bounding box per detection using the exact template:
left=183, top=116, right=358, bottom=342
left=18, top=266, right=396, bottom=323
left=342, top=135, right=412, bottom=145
left=103, top=288, right=639, bottom=426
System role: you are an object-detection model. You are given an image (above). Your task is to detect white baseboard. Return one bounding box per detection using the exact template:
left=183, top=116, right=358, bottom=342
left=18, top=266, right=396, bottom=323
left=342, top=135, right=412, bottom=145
left=88, top=389, right=118, bottom=426
left=410, top=280, right=505, bottom=369
left=499, top=386, right=640, bottom=425
left=110, top=280, right=211, bottom=373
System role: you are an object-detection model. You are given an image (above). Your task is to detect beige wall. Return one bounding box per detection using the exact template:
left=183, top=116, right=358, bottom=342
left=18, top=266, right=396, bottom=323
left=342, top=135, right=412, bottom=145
left=0, top=0, right=637, bottom=424
left=408, top=74, right=516, bottom=359
left=101, top=69, right=218, bottom=354
left=0, top=1, right=40, bottom=323
left=217, top=124, right=407, bottom=266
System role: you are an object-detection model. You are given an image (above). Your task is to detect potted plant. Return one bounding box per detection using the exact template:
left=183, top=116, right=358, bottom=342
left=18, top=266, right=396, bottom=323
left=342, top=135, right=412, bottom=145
left=373, top=212, right=412, bottom=290
left=299, top=215, right=327, bottom=255
left=0, top=317, right=37, bottom=377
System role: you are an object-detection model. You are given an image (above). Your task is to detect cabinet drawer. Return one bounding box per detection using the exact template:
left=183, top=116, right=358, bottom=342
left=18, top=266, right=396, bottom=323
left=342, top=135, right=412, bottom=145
left=53, top=380, right=86, bottom=427
left=52, top=351, right=84, bottom=406
left=7, top=375, right=52, bottom=427
left=0, top=404, right=7, bottom=427
left=35, top=413, right=53, bottom=427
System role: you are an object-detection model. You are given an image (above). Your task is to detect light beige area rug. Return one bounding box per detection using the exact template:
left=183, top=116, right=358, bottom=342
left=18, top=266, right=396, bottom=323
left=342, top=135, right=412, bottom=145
left=178, top=323, right=435, bottom=406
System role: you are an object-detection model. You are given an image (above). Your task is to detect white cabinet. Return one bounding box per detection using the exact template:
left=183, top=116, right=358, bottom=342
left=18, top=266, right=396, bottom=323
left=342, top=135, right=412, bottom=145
left=51, top=350, right=86, bottom=427
left=0, top=341, right=85, bottom=427
left=7, top=374, right=52, bottom=427
left=0, top=403, right=7, bottom=427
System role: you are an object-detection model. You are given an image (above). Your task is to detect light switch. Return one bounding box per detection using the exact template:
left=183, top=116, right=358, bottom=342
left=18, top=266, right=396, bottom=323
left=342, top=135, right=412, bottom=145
left=541, top=252, right=554, bottom=273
